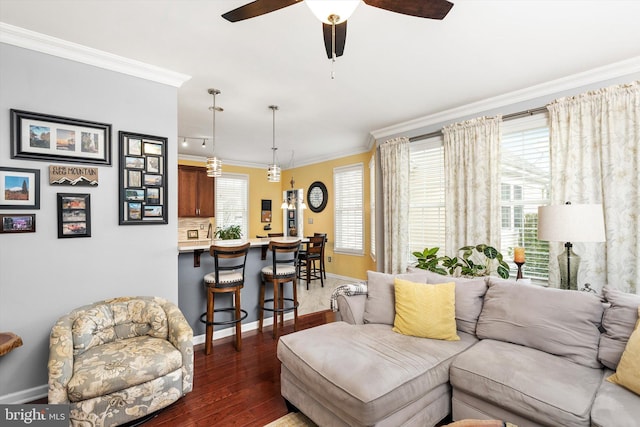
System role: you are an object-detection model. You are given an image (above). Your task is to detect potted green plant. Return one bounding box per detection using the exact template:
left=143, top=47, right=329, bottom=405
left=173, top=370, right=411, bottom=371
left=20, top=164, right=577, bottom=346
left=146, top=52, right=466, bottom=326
left=411, top=247, right=448, bottom=275
left=413, top=244, right=511, bottom=279
left=214, top=225, right=242, bottom=240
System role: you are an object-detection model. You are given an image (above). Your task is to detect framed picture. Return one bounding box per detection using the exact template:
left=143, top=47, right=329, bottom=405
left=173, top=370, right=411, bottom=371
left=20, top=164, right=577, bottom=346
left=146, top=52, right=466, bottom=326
left=0, top=166, right=40, bottom=209
left=125, top=156, right=145, bottom=169
left=128, top=170, right=141, bottom=187
left=57, top=193, right=91, bottom=238
left=11, top=109, right=111, bottom=165
left=0, top=214, right=36, bottom=234
left=146, top=156, right=160, bottom=173
left=125, top=189, right=145, bottom=201
left=187, top=229, right=199, bottom=239
left=146, top=187, right=160, bottom=204
left=119, top=131, right=167, bottom=225
left=128, top=202, right=142, bottom=220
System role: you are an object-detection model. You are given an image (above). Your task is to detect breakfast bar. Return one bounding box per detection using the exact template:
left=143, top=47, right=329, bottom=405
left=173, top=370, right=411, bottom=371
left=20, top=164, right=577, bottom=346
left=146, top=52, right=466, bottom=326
left=178, top=237, right=305, bottom=336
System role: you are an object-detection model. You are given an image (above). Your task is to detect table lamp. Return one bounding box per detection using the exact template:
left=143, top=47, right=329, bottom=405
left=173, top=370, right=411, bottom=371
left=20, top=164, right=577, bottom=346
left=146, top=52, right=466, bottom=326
left=537, top=202, right=606, bottom=290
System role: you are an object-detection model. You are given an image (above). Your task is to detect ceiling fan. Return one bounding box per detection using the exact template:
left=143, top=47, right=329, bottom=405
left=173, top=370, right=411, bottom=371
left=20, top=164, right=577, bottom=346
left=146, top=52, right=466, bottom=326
left=222, top=0, right=454, bottom=60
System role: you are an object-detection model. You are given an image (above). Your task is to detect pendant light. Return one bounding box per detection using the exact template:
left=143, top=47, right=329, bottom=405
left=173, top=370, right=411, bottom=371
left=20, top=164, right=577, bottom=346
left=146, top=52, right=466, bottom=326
left=281, top=177, right=307, bottom=210
left=267, top=105, right=281, bottom=183
left=206, top=88, right=223, bottom=178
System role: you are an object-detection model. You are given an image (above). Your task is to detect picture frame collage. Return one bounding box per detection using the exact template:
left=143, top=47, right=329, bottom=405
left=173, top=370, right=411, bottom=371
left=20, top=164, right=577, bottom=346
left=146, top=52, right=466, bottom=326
left=2, top=108, right=169, bottom=238
left=119, top=131, right=168, bottom=225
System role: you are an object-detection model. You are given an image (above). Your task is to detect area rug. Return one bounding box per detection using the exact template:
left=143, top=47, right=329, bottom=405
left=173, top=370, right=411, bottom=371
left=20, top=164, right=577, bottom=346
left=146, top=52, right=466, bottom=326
left=263, top=412, right=316, bottom=427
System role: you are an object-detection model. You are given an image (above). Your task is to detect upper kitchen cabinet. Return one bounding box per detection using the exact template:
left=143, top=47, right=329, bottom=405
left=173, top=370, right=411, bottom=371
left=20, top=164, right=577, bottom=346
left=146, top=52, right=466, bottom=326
left=178, top=165, right=215, bottom=217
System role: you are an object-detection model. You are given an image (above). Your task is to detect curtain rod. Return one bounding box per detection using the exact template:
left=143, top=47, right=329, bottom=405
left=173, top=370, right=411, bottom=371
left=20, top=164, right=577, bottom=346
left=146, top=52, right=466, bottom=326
left=408, top=106, right=548, bottom=143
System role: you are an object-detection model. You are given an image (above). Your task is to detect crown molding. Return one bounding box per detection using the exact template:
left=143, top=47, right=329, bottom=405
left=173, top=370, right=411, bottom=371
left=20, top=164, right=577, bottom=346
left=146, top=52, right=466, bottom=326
left=0, top=22, right=191, bottom=87
left=371, top=56, right=640, bottom=140
left=178, top=144, right=371, bottom=170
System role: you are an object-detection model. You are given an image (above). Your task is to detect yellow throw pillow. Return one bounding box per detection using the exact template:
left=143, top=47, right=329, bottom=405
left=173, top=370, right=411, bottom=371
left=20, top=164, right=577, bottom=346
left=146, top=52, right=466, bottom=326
left=607, top=306, right=640, bottom=396
left=392, top=278, right=459, bottom=341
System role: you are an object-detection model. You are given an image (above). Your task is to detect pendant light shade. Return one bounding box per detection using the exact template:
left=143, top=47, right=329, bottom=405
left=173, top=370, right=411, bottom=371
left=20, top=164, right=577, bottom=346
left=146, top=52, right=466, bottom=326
left=267, top=105, right=281, bottom=183
left=206, top=88, right=223, bottom=178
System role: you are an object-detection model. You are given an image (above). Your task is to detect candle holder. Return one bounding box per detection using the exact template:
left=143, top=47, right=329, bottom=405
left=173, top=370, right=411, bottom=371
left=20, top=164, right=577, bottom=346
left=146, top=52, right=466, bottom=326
left=515, top=261, right=525, bottom=280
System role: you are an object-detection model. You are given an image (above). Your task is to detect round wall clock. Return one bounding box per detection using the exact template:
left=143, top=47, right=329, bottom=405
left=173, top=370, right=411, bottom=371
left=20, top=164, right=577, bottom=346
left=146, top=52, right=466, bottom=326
left=307, top=181, right=328, bottom=213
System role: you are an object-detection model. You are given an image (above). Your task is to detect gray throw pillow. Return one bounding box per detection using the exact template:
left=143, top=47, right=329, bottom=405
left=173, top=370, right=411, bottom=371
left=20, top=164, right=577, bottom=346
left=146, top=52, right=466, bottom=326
left=363, top=270, right=428, bottom=325
left=477, top=278, right=605, bottom=368
left=423, top=271, right=488, bottom=335
left=598, top=287, right=640, bottom=370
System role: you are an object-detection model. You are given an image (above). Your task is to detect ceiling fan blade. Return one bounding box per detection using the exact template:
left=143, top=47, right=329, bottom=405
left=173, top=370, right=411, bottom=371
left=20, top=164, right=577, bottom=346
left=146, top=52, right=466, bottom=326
left=363, top=0, right=453, bottom=20
left=222, top=0, right=300, bottom=22
left=322, top=21, right=347, bottom=59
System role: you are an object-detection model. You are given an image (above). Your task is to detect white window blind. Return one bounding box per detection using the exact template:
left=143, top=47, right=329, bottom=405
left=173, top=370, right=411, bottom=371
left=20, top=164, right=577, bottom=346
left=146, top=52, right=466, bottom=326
left=500, top=114, right=550, bottom=280
left=369, top=155, right=376, bottom=260
left=334, top=163, right=364, bottom=255
left=408, top=136, right=446, bottom=256
left=215, top=173, right=248, bottom=238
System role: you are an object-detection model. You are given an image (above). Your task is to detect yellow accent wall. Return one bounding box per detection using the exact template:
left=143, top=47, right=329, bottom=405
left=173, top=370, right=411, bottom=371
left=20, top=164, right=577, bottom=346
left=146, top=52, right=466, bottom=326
left=179, top=148, right=377, bottom=280
left=281, top=149, right=377, bottom=280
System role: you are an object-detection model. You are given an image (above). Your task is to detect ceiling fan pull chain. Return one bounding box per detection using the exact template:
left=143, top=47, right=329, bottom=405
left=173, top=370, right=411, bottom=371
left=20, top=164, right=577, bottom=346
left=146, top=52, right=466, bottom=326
left=330, top=16, right=337, bottom=79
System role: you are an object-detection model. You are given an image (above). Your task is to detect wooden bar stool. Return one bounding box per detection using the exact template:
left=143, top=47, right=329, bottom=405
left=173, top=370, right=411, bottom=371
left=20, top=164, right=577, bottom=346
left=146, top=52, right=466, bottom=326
left=259, top=239, right=301, bottom=338
left=297, top=235, right=325, bottom=290
left=199, top=242, right=250, bottom=355
left=314, top=232, right=328, bottom=279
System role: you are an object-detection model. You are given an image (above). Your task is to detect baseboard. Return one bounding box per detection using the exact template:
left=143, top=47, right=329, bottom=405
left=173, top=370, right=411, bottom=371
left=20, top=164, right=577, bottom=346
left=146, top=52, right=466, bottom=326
left=325, top=272, right=363, bottom=283
left=0, top=384, right=48, bottom=405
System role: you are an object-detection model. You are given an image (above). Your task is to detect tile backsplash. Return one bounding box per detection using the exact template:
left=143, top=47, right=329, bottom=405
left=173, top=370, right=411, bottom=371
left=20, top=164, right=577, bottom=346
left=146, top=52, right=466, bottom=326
left=178, top=217, right=214, bottom=241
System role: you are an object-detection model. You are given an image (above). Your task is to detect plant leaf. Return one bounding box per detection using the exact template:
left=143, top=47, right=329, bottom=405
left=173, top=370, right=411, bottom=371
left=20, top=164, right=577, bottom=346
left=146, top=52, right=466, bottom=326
left=497, top=265, right=510, bottom=279
left=484, top=246, right=498, bottom=259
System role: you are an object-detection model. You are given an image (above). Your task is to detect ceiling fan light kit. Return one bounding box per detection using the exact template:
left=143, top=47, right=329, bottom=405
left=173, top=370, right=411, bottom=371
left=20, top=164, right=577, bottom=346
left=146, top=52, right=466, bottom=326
left=305, top=0, right=360, bottom=24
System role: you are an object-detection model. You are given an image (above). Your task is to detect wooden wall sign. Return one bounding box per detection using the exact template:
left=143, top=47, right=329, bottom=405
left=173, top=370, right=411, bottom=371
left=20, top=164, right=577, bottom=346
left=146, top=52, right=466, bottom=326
left=49, top=165, right=98, bottom=186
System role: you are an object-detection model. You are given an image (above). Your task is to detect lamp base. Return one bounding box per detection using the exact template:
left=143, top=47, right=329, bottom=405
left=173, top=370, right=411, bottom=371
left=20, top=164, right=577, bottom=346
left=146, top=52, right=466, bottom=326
left=558, top=244, right=580, bottom=291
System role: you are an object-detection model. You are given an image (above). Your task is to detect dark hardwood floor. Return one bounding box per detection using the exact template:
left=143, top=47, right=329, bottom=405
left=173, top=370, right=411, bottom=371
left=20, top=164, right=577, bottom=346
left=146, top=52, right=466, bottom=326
left=138, top=311, right=333, bottom=427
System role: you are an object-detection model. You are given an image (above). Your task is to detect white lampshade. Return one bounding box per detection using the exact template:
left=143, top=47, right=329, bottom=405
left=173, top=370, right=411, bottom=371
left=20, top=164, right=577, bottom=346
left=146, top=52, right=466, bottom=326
left=538, top=204, right=606, bottom=243
left=305, top=0, right=360, bottom=24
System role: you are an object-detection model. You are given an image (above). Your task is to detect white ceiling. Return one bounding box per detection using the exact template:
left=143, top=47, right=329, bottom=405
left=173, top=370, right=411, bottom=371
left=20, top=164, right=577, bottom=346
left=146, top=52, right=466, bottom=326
left=1, top=0, right=640, bottom=168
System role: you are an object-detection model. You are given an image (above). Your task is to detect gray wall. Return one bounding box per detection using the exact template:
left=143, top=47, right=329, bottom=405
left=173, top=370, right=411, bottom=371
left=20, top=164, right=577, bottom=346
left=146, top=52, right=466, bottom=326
left=0, top=44, right=179, bottom=402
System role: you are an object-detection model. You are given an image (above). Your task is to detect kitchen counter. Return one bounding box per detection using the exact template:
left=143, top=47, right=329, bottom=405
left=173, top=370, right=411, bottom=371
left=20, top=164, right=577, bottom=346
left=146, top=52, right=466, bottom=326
left=177, top=237, right=304, bottom=253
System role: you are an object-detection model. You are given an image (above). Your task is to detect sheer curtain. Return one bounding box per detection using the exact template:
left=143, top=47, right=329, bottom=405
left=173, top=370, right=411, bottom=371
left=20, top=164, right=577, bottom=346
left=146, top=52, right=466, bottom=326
left=443, top=116, right=502, bottom=254
left=380, top=137, right=410, bottom=273
left=547, top=81, right=640, bottom=294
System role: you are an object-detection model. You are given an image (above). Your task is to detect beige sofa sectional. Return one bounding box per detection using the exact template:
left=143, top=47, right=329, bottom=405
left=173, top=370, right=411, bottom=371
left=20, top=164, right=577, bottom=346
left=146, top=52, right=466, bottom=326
left=277, top=271, right=640, bottom=426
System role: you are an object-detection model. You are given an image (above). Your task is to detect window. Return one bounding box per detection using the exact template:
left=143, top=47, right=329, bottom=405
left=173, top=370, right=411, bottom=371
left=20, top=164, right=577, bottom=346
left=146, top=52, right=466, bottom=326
left=334, top=163, right=364, bottom=255
left=215, top=173, right=248, bottom=238
left=408, top=136, right=446, bottom=255
left=500, top=114, right=550, bottom=280
left=406, top=114, right=551, bottom=281
left=369, top=155, right=376, bottom=260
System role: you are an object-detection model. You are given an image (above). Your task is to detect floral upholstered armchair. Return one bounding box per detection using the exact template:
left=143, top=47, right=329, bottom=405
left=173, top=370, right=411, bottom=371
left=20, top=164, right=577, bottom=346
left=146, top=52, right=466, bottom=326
left=48, top=296, right=194, bottom=427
